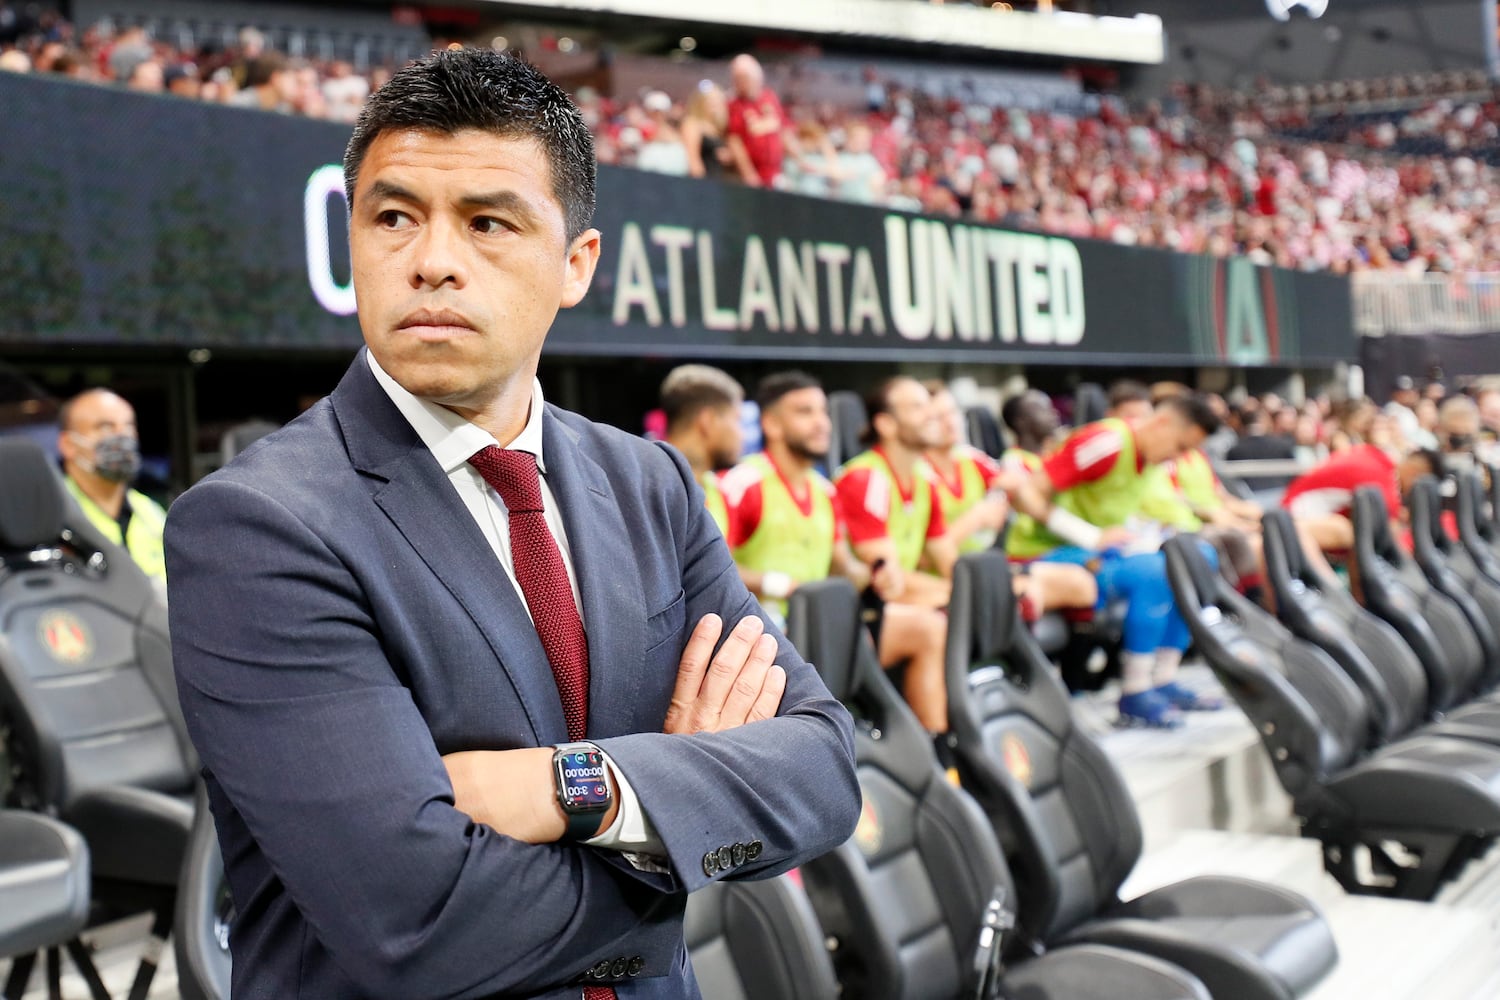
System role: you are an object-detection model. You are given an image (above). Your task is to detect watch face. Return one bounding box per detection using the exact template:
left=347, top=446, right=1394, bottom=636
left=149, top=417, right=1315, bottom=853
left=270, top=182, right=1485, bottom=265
left=557, top=749, right=610, bottom=811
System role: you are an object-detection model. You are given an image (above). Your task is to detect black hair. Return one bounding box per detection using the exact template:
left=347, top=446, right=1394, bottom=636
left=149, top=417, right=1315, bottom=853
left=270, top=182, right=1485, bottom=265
left=344, top=48, right=597, bottom=241
left=1158, top=393, right=1221, bottom=436
left=754, top=370, right=822, bottom=412
left=860, top=377, right=913, bottom=447
left=1412, top=447, right=1447, bottom=482
left=1107, top=379, right=1151, bottom=411
left=659, top=365, right=743, bottom=432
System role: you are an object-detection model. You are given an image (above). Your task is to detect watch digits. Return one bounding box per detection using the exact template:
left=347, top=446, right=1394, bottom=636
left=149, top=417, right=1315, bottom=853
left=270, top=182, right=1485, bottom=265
left=552, top=742, right=612, bottom=841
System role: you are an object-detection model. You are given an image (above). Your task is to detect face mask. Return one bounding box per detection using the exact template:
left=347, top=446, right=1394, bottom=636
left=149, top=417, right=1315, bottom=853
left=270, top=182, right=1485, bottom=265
left=72, top=432, right=142, bottom=484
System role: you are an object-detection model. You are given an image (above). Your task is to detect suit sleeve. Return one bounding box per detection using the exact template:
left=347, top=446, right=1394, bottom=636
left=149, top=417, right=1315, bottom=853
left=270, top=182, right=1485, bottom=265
left=166, top=481, right=681, bottom=999
left=594, top=445, right=861, bottom=892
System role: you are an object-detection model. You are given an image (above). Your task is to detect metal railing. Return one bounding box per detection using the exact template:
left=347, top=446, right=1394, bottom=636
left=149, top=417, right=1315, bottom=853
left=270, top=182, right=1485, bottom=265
left=1353, top=272, right=1500, bottom=338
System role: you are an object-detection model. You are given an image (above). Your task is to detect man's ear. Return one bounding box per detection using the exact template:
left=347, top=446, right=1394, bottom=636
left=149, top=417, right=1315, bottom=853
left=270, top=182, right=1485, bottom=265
left=560, top=228, right=602, bottom=309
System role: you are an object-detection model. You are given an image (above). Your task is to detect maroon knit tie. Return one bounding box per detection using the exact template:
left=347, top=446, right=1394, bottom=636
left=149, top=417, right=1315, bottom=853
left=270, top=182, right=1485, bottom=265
left=469, top=448, right=615, bottom=1000
left=469, top=446, right=591, bottom=741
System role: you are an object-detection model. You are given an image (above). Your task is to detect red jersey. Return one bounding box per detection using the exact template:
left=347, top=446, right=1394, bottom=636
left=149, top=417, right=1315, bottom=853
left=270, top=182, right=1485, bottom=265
left=834, top=453, right=947, bottom=549
left=727, top=90, right=787, bottom=186
left=719, top=455, right=845, bottom=549
left=1282, top=444, right=1399, bottom=521
left=1042, top=421, right=1143, bottom=492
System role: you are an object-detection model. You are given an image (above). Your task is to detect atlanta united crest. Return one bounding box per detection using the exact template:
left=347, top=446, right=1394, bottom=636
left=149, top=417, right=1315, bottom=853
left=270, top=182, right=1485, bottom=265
left=1001, top=733, right=1033, bottom=789
left=38, top=610, right=93, bottom=664
left=854, top=796, right=882, bottom=856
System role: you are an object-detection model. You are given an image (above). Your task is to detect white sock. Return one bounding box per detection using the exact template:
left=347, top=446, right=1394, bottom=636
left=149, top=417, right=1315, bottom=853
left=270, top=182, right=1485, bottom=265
left=1121, top=652, right=1155, bottom=695
left=1153, top=647, right=1184, bottom=687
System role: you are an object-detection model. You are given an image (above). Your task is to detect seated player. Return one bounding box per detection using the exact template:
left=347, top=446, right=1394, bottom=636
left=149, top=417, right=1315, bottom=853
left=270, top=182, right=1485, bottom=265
left=1005, top=395, right=1226, bottom=729
left=1281, top=443, right=1444, bottom=555
left=721, top=372, right=951, bottom=735
left=924, top=381, right=1098, bottom=621
left=659, top=363, right=743, bottom=535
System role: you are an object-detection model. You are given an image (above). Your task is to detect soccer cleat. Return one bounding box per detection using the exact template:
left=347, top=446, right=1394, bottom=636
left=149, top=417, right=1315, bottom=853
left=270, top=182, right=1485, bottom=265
left=1153, top=681, right=1225, bottom=712
left=1115, top=689, right=1185, bottom=730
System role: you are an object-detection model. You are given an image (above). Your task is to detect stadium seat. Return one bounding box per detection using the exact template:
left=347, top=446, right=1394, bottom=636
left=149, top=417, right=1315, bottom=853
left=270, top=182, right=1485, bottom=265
left=175, top=786, right=232, bottom=1000
left=827, top=390, right=866, bottom=471
left=1455, top=469, right=1500, bottom=587
left=0, top=437, right=196, bottom=999
left=0, top=811, right=90, bottom=999
left=1072, top=383, right=1108, bottom=427
left=1348, top=485, right=1489, bottom=711
left=965, top=405, right=1006, bottom=460
left=1408, top=475, right=1500, bottom=674
left=786, top=579, right=1212, bottom=1000
left=1165, top=535, right=1500, bottom=900
left=684, top=876, right=840, bottom=1000
left=1265, top=506, right=1500, bottom=745
left=944, top=551, right=1337, bottom=1000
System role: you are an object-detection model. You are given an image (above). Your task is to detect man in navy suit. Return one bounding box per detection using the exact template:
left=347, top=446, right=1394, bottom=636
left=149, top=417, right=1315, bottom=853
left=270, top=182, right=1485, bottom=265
left=165, top=49, right=859, bottom=999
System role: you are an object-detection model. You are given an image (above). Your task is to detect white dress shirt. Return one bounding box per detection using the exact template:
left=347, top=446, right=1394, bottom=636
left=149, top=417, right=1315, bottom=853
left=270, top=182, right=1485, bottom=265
left=367, top=352, right=664, bottom=859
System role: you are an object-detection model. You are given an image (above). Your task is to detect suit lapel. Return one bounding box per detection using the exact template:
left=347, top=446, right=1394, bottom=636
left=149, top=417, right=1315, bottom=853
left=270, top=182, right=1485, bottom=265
left=331, top=353, right=569, bottom=744
left=542, top=407, right=647, bottom=739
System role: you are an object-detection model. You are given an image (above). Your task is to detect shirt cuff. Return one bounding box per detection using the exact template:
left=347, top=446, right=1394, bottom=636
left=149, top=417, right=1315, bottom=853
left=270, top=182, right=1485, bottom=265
left=585, top=750, right=669, bottom=870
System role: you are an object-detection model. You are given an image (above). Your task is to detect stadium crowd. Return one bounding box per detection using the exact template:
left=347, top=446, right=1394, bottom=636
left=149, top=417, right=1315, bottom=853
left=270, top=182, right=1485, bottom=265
left=8, top=5, right=1500, bottom=275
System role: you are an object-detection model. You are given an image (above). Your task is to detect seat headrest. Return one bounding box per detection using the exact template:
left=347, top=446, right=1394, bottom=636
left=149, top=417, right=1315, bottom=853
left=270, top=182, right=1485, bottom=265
left=1163, top=534, right=1220, bottom=611
left=1072, top=383, right=1107, bottom=427
left=786, top=578, right=866, bottom=703
left=1409, top=475, right=1443, bottom=545
left=1262, top=508, right=1305, bottom=582
left=964, top=407, right=1006, bottom=460
left=1458, top=470, right=1484, bottom=538
left=1352, top=485, right=1397, bottom=560
left=950, top=551, right=1016, bottom=663
left=0, top=437, right=67, bottom=549
left=827, top=391, right=868, bottom=472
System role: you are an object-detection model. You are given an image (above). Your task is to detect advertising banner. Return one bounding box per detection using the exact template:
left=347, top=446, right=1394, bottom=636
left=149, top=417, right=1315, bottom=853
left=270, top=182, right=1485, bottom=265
left=0, top=74, right=1355, bottom=367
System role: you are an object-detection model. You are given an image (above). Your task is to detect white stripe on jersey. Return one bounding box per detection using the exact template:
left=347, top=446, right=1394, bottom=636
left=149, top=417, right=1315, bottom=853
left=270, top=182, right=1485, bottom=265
left=863, top=468, right=892, bottom=521
left=1288, top=487, right=1353, bottom=520
left=718, top=463, right=762, bottom=506
left=1073, top=430, right=1124, bottom=474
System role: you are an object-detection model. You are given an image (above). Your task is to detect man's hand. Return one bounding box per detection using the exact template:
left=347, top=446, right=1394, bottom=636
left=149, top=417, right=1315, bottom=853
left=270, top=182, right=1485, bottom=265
left=663, top=614, right=787, bottom=735
left=443, top=746, right=612, bottom=843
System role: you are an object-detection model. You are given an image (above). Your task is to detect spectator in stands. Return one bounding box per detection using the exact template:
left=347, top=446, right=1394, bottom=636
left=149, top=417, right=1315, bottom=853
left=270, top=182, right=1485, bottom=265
left=0, top=45, right=31, bottom=71
left=720, top=372, right=950, bottom=734
left=681, top=80, right=731, bottom=180
left=321, top=60, right=368, bottom=124
left=1437, top=393, right=1500, bottom=469
left=834, top=377, right=955, bottom=609
left=833, top=122, right=886, bottom=204
left=1385, top=375, right=1427, bottom=447
left=105, top=23, right=150, bottom=83
left=1281, top=442, right=1445, bottom=555
left=659, top=364, right=744, bottom=537
left=635, top=89, right=690, bottom=176
left=163, top=61, right=199, bottom=99
left=1200, top=393, right=1240, bottom=461
left=57, top=388, right=167, bottom=588
left=125, top=56, right=163, bottom=93
left=230, top=52, right=296, bottom=113
left=1004, top=396, right=1225, bottom=728
left=725, top=53, right=791, bottom=188
left=1477, top=385, right=1500, bottom=443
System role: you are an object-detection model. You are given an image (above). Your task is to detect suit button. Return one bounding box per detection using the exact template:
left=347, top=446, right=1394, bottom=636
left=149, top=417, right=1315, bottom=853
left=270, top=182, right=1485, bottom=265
left=746, top=839, right=763, bottom=861
left=731, top=842, right=746, bottom=867
left=591, top=959, right=611, bottom=979
left=610, top=958, right=629, bottom=979
left=717, top=845, right=733, bottom=870
left=627, top=957, right=644, bottom=977
left=702, top=851, right=719, bottom=877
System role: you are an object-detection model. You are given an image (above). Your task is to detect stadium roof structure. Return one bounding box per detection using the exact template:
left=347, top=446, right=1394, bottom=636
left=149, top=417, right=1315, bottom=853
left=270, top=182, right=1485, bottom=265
left=473, top=0, right=1165, bottom=64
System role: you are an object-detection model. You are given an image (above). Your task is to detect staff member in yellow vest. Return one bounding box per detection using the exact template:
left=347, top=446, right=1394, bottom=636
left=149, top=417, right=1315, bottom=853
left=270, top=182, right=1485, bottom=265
left=926, top=381, right=1098, bottom=621
left=57, top=388, right=167, bottom=589
left=1006, top=395, right=1225, bottom=729
left=834, top=377, right=957, bottom=605
left=659, top=364, right=743, bottom=536
left=721, top=372, right=951, bottom=734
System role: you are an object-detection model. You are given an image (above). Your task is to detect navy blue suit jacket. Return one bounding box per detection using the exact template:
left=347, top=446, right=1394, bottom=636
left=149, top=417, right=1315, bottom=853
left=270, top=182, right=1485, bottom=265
left=165, top=354, right=859, bottom=999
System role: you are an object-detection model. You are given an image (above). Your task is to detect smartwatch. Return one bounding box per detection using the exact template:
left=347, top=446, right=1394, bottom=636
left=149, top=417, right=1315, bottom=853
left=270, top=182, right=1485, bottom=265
left=552, top=742, right=613, bottom=841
